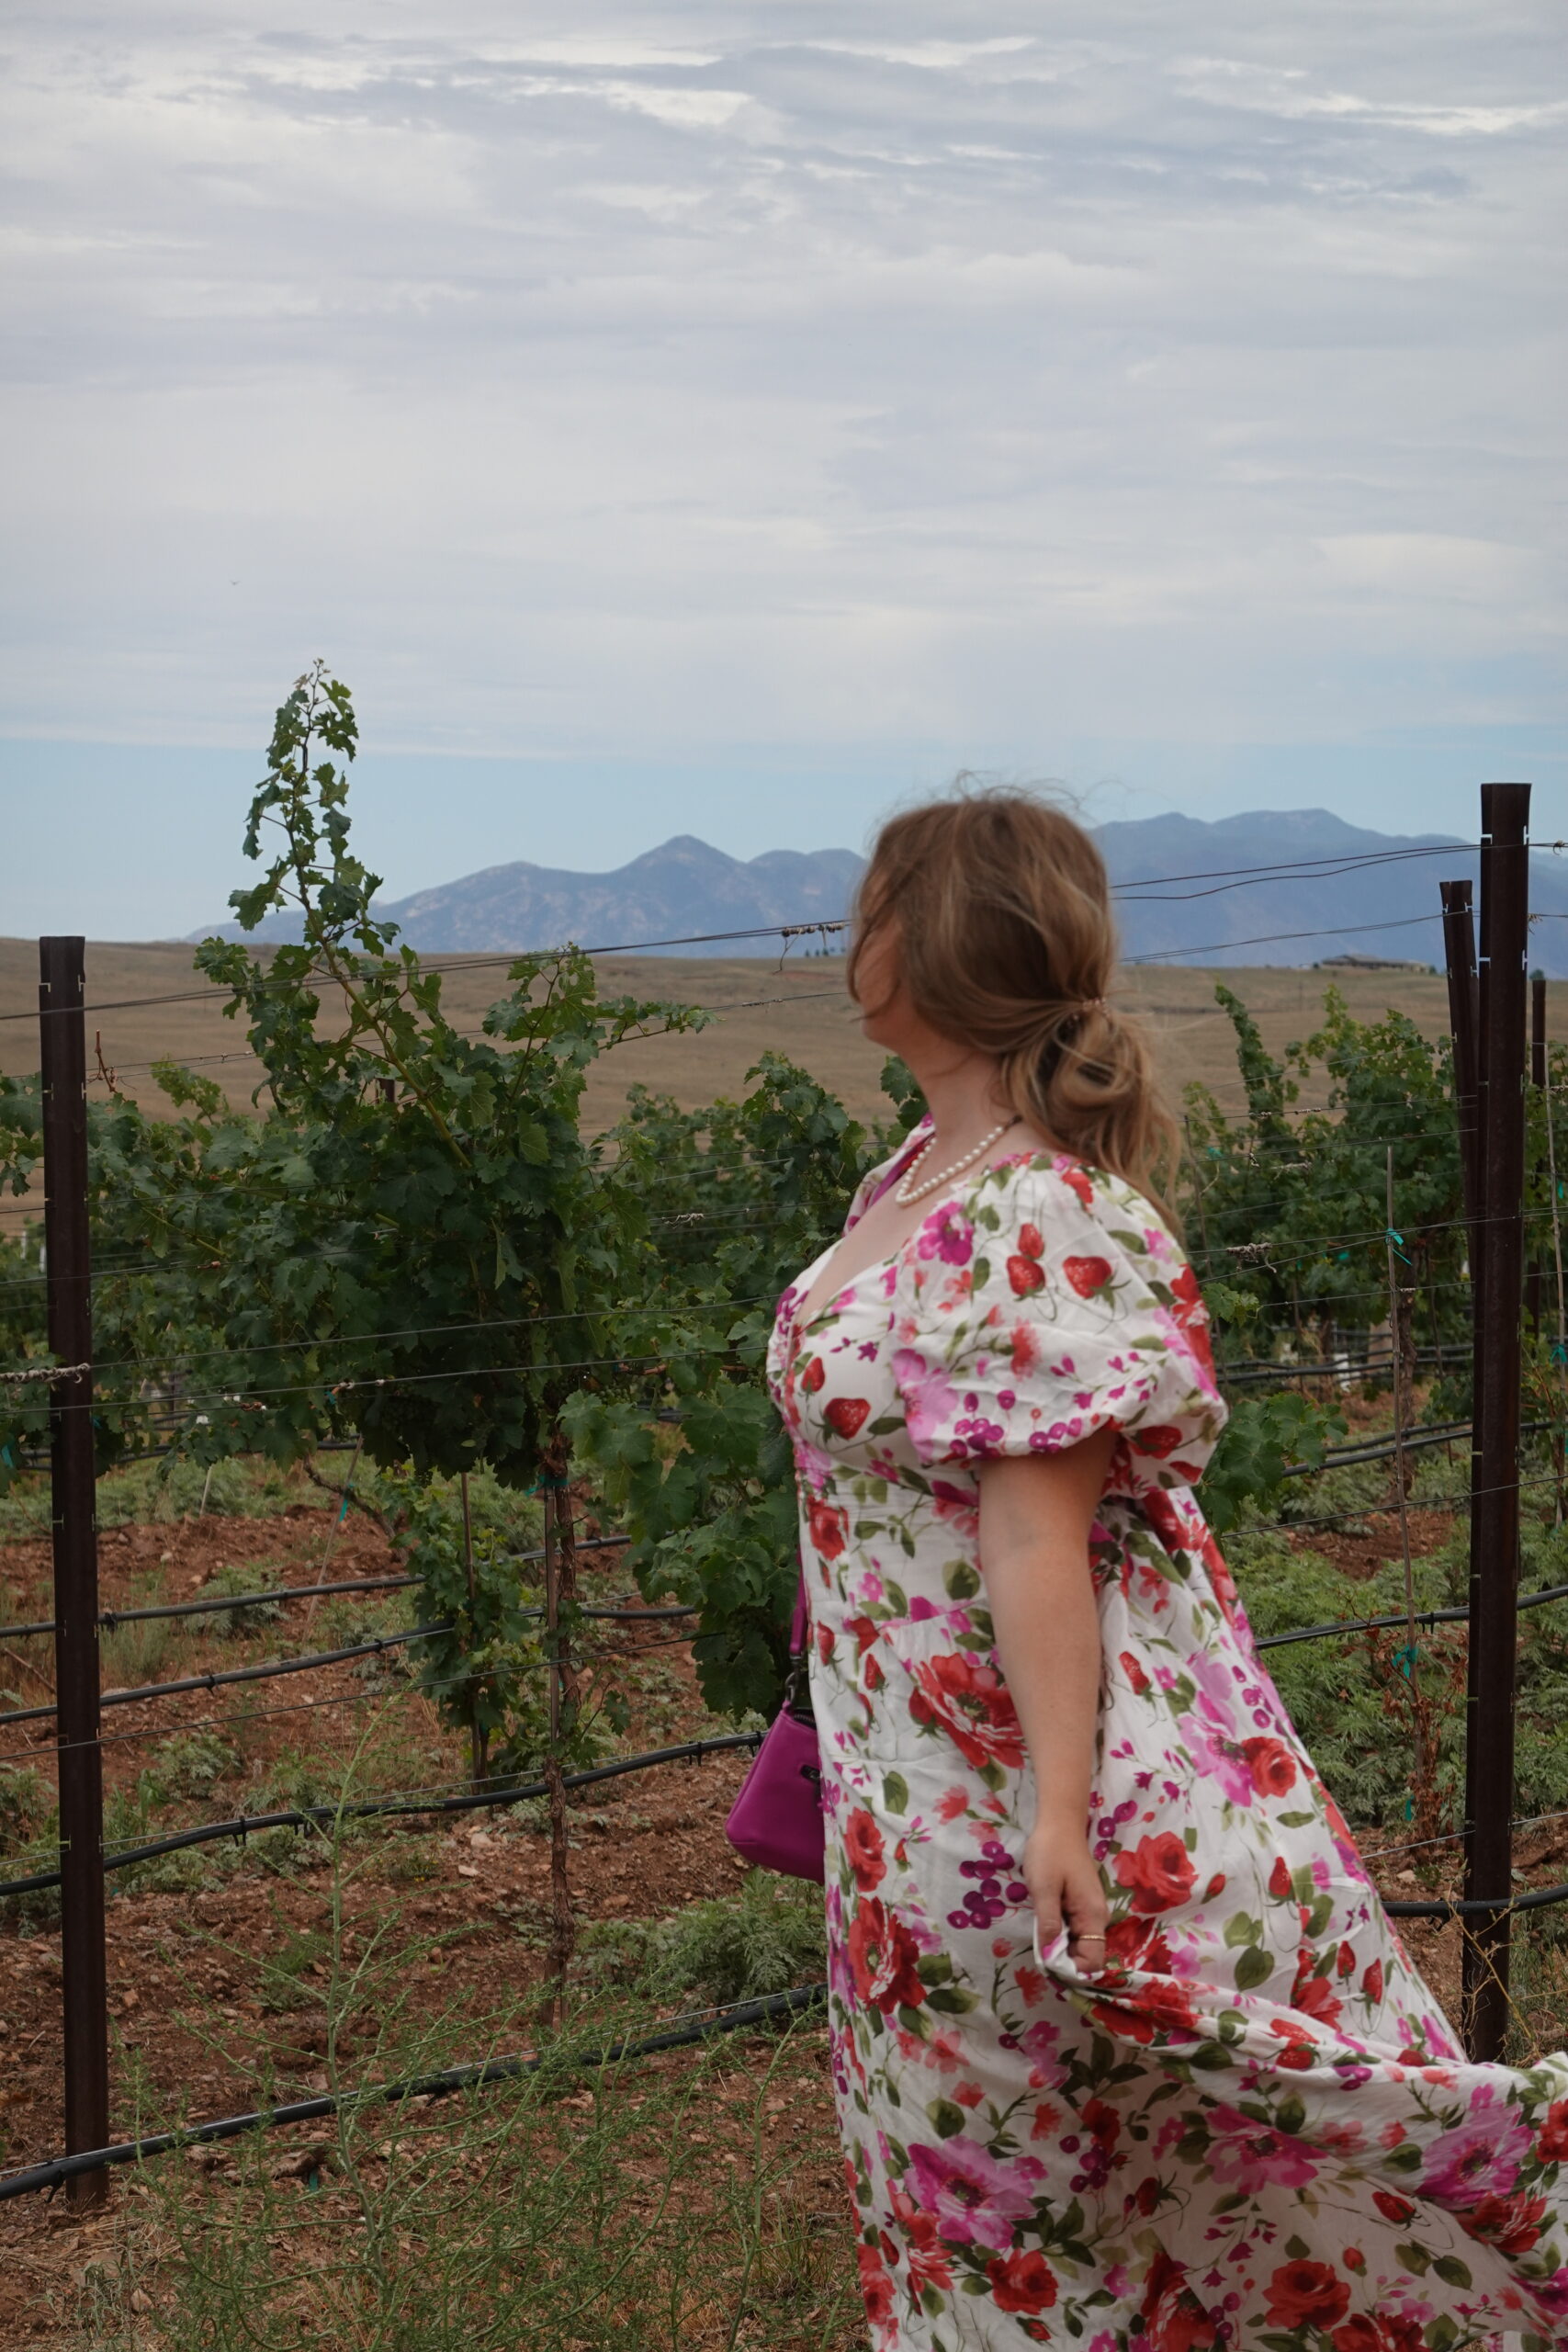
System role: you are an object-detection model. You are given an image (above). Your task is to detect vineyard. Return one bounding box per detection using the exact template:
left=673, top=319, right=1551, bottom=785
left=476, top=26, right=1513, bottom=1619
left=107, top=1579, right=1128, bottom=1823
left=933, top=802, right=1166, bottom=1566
left=0, top=672, right=1565, bottom=2348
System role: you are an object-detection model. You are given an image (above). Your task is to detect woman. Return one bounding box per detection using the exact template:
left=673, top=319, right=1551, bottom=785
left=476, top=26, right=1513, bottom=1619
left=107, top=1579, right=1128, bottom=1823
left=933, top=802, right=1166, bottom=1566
left=766, top=791, right=1568, bottom=2351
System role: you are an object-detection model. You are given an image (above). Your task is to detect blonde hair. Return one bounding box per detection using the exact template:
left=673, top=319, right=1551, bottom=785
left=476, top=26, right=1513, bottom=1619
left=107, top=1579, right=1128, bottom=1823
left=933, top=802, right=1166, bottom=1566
left=848, top=786, right=1179, bottom=1219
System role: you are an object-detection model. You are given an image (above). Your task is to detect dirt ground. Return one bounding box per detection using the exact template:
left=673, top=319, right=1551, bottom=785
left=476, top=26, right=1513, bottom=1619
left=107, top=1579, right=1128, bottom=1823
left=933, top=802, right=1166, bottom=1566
left=2, top=1476, right=1562, bottom=2342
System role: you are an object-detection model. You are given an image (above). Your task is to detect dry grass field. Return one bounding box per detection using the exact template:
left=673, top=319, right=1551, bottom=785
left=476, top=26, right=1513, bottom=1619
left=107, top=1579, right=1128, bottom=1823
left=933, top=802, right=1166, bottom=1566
left=6, top=940, right=1559, bottom=1171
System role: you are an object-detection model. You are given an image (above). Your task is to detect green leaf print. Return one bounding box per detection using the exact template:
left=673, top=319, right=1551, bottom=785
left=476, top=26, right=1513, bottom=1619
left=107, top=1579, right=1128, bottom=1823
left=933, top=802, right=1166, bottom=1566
left=926, top=1986, right=980, bottom=2016
left=1275, top=1809, right=1316, bottom=1827
left=1432, top=2256, right=1472, bottom=2290
left=882, top=1770, right=908, bottom=1815
left=971, top=1257, right=990, bottom=1289
left=1223, top=1912, right=1264, bottom=1949
left=917, top=1953, right=954, bottom=1985
left=1396, top=2240, right=1431, bottom=2274
left=1233, top=1946, right=1273, bottom=1991
left=942, top=1558, right=982, bottom=1600
left=927, top=2098, right=968, bottom=2139
left=1274, top=2092, right=1306, bottom=2136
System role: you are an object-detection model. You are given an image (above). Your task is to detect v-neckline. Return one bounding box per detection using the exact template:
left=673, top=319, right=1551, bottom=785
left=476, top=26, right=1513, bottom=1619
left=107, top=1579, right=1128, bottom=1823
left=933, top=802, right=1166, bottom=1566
left=788, top=1121, right=931, bottom=1343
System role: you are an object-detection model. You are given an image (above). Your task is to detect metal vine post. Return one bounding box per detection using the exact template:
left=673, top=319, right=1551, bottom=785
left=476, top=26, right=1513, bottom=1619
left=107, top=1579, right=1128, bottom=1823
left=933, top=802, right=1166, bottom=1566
left=39, top=935, right=109, bottom=2205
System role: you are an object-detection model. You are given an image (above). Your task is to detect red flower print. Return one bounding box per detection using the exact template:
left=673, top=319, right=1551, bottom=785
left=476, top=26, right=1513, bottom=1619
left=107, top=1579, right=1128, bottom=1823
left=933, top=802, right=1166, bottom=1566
left=1168, top=1261, right=1215, bottom=1374
left=1018, top=1220, right=1045, bottom=1261
left=1006, top=1254, right=1045, bottom=1296
left=1291, top=1960, right=1343, bottom=2030
left=846, top=1896, right=926, bottom=2014
left=1268, top=1854, right=1293, bottom=1902
left=1141, top=2251, right=1217, bottom=2352
left=1241, top=1736, right=1297, bottom=1798
left=807, top=1495, right=849, bottom=1560
left=887, top=2179, right=953, bottom=2293
left=799, top=1354, right=825, bottom=1392
left=1539, top=2098, right=1568, bottom=2161
left=1104, top=1917, right=1172, bottom=1972
left=825, top=1395, right=871, bottom=1440
left=908, top=1651, right=1026, bottom=1770
left=1119, top=1649, right=1151, bottom=1696
left=1133, top=2175, right=1160, bottom=2217
left=1113, top=1831, right=1197, bottom=1916
left=1138, top=1488, right=1190, bottom=1553
left=1371, top=2188, right=1414, bottom=2225
left=1336, top=1939, right=1356, bottom=1977
left=1461, top=2191, right=1548, bottom=2256
left=987, top=2250, right=1058, bottom=2314
left=855, top=2241, right=896, bottom=2328
left=1029, top=2098, right=1059, bottom=2138
left=844, top=1614, right=879, bottom=1659
left=1059, top=1165, right=1095, bottom=1210
left=1010, top=1322, right=1041, bottom=1376
left=1264, top=2259, right=1349, bottom=2332
left=844, top=1807, right=886, bottom=1892
left=1095, top=1975, right=1201, bottom=2045
left=1082, top=2097, right=1121, bottom=2155
left=1131, top=1422, right=1185, bottom=1458
left=1332, top=2321, right=1425, bottom=2352
left=1063, top=1254, right=1113, bottom=1299
left=1361, top=1957, right=1383, bottom=2003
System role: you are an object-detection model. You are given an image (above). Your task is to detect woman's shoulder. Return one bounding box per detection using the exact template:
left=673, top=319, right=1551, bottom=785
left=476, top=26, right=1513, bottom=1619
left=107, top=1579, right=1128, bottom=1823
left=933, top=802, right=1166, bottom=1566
left=961, top=1147, right=1142, bottom=1224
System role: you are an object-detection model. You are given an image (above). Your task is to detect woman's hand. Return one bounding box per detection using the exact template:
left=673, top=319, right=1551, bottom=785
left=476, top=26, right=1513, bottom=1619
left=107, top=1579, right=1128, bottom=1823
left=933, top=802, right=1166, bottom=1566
left=1023, top=1813, right=1110, bottom=1974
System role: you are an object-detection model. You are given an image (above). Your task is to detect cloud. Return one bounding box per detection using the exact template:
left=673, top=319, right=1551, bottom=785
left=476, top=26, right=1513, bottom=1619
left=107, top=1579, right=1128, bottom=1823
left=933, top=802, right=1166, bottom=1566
left=0, top=0, right=1561, bottom=803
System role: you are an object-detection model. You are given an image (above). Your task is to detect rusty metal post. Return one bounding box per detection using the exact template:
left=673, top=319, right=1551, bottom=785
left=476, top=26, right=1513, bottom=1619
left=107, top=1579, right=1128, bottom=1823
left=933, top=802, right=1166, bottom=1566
left=39, top=937, right=109, bottom=2201
left=1441, top=878, right=1486, bottom=2007
left=1440, top=881, right=1482, bottom=1230
left=1461, top=786, right=1531, bottom=2059
left=1529, top=972, right=1547, bottom=1331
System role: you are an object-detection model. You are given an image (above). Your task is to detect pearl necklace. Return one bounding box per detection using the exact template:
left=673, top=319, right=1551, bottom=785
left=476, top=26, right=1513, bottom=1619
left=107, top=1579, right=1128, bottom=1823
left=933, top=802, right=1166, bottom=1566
left=893, top=1117, right=1021, bottom=1207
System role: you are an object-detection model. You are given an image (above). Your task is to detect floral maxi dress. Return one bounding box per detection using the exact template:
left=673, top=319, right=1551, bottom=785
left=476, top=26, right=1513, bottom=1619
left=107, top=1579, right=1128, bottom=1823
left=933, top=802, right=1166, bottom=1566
left=766, top=1129, right=1568, bottom=2352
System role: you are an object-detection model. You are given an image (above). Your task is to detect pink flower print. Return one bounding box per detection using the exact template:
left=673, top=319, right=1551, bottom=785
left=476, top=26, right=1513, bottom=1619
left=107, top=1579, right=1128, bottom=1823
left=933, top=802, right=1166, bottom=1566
left=906, top=2137, right=1044, bottom=2252
left=1202, top=2104, right=1322, bottom=2191
left=892, top=1349, right=961, bottom=1454
left=1179, top=1717, right=1255, bottom=1809
left=916, top=1203, right=974, bottom=1266
left=1419, top=2099, right=1534, bottom=2205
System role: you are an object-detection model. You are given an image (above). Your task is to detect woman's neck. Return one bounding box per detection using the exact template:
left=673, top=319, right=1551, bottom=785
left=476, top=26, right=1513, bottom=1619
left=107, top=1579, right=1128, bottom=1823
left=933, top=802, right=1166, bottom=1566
left=909, top=1052, right=1010, bottom=1154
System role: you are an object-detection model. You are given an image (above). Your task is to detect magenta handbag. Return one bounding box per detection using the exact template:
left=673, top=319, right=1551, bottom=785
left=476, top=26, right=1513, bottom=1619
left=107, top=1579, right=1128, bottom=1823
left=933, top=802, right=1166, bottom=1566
left=725, top=1577, right=824, bottom=1879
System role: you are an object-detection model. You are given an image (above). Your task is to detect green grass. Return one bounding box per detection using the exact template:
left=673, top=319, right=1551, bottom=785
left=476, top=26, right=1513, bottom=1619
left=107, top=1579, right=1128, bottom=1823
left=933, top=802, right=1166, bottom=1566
left=72, top=1783, right=852, bottom=2352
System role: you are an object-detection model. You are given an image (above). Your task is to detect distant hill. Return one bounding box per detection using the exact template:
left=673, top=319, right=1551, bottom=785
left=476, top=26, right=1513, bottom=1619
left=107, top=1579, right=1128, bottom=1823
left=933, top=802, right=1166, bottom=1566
left=189, top=808, right=1568, bottom=972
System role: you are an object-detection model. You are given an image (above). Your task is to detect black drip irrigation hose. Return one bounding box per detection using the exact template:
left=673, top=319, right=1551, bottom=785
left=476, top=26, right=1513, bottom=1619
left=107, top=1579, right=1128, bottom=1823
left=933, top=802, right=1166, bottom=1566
left=0, top=1979, right=831, bottom=2203
left=1255, top=1578, right=1568, bottom=1654
left=0, top=1532, right=642, bottom=1645
left=0, top=1623, right=452, bottom=1731
left=0, top=1729, right=763, bottom=1899
left=1383, top=1882, right=1568, bottom=1922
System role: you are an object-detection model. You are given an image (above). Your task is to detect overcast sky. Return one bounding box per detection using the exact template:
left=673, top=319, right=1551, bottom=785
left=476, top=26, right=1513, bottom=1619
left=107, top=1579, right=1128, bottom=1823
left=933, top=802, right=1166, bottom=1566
left=2, top=3, right=1563, bottom=934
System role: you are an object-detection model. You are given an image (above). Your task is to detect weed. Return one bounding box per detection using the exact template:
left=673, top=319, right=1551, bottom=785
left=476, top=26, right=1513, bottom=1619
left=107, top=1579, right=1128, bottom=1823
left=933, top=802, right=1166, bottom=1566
left=146, top=1727, right=243, bottom=1802
left=195, top=1557, right=288, bottom=1634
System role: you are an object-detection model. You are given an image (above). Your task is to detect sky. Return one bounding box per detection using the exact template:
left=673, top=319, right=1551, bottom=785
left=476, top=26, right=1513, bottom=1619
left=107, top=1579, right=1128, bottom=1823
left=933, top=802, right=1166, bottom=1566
left=1, top=3, right=1563, bottom=937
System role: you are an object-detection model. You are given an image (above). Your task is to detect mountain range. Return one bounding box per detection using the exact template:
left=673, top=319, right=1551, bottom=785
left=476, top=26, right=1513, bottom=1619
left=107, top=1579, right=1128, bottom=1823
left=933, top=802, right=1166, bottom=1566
left=190, top=808, right=1568, bottom=973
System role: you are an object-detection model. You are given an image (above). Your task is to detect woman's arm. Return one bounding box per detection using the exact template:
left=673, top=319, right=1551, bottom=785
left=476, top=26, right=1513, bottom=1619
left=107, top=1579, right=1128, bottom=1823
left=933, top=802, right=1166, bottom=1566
left=977, top=1431, right=1115, bottom=1971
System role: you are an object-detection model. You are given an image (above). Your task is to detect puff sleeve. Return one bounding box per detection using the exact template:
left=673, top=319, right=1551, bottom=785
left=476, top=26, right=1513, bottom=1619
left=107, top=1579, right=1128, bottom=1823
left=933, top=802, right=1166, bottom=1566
left=888, top=1156, right=1225, bottom=1490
